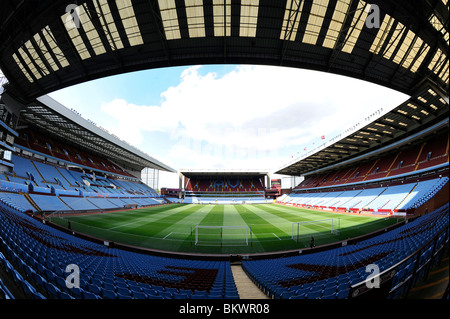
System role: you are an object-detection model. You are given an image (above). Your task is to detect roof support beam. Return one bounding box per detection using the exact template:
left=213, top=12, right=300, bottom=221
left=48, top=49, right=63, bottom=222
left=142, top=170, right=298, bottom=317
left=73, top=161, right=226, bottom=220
left=328, top=0, right=359, bottom=70
left=55, top=11, right=89, bottom=78
left=86, top=0, right=123, bottom=67
left=147, top=0, right=172, bottom=66
left=280, top=0, right=303, bottom=66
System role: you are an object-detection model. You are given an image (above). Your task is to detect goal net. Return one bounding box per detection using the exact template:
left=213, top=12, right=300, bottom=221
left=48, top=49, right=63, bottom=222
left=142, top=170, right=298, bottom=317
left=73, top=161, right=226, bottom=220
left=194, top=225, right=249, bottom=246
left=292, top=218, right=340, bottom=243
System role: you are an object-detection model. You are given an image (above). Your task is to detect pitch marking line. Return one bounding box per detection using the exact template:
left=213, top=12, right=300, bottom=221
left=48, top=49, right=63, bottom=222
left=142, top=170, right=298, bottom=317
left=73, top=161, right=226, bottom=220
left=109, top=220, right=143, bottom=230
left=272, top=233, right=281, bottom=240
left=163, top=232, right=173, bottom=240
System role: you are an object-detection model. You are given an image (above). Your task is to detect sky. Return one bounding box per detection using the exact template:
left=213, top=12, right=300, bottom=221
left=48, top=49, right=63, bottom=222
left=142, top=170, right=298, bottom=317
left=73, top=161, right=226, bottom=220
left=47, top=64, right=409, bottom=189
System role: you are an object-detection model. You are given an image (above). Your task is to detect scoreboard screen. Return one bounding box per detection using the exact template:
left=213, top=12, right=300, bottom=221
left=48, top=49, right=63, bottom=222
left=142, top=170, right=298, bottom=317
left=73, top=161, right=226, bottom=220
left=271, top=179, right=281, bottom=189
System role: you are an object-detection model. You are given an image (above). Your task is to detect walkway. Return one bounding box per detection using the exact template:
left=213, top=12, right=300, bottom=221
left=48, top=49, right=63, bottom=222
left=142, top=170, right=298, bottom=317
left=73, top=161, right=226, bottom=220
left=231, top=264, right=269, bottom=299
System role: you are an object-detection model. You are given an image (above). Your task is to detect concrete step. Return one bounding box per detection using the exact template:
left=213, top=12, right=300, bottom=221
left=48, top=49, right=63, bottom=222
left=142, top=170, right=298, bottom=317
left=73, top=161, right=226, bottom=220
left=231, top=265, right=269, bottom=299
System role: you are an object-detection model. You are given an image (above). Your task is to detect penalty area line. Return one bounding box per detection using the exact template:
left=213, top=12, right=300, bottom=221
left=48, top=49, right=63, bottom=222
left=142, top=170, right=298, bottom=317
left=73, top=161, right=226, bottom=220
left=272, top=233, right=281, bottom=240
left=163, top=232, right=173, bottom=240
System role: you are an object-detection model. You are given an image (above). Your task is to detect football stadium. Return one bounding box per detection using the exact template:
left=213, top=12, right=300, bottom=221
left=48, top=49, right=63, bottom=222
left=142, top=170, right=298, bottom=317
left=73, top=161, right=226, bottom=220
left=0, top=0, right=448, bottom=306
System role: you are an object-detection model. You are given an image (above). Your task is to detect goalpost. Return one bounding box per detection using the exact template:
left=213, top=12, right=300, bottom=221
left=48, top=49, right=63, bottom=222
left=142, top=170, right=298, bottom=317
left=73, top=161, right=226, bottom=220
left=292, top=218, right=340, bottom=243
left=193, top=225, right=250, bottom=247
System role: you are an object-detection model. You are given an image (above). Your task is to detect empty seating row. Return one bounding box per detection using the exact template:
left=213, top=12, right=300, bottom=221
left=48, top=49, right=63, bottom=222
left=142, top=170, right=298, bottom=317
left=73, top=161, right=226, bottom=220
left=0, top=152, right=164, bottom=213
left=0, top=192, right=36, bottom=212
left=15, top=128, right=134, bottom=177
left=0, top=205, right=239, bottom=299
left=2, top=153, right=159, bottom=201
left=242, top=204, right=449, bottom=299
left=281, top=177, right=448, bottom=213
left=295, top=136, right=448, bottom=190
left=183, top=196, right=268, bottom=204
left=399, top=177, right=449, bottom=210
left=186, top=177, right=264, bottom=193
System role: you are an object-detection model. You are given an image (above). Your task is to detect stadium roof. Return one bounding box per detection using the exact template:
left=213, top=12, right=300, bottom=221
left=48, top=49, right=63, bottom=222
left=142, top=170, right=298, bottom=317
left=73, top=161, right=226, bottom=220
left=276, top=82, right=449, bottom=176
left=0, top=0, right=448, bottom=103
left=6, top=93, right=177, bottom=173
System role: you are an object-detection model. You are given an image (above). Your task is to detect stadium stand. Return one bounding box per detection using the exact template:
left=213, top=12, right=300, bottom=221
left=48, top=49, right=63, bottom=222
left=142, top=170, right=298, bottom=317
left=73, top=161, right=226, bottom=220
left=185, top=176, right=265, bottom=193
left=0, top=205, right=239, bottom=299
left=0, top=192, right=36, bottom=213
left=294, top=135, right=449, bottom=190
left=1, top=85, right=447, bottom=302
left=0, top=0, right=448, bottom=302
left=241, top=204, right=449, bottom=299
left=1, top=149, right=163, bottom=214
left=14, top=129, right=135, bottom=178
left=280, top=176, right=449, bottom=214
left=180, top=172, right=269, bottom=204
left=28, top=194, right=71, bottom=212
left=2, top=185, right=445, bottom=299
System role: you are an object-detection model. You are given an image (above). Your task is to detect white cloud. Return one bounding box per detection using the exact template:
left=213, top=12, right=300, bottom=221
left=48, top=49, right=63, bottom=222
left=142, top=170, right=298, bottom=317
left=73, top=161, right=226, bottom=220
left=165, top=136, right=284, bottom=170
left=97, top=65, right=408, bottom=177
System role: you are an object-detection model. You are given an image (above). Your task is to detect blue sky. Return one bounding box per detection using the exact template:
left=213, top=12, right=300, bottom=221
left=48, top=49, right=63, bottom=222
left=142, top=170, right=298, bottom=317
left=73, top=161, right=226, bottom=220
left=48, top=64, right=409, bottom=188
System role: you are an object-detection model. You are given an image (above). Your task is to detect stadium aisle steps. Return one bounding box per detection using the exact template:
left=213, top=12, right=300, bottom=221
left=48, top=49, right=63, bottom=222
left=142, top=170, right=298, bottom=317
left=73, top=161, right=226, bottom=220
left=23, top=193, right=40, bottom=212
left=31, top=161, right=46, bottom=183
left=395, top=184, right=417, bottom=210
left=406, top=252, right=449, bottom=299
left=231, top=265, right=269, bottom=299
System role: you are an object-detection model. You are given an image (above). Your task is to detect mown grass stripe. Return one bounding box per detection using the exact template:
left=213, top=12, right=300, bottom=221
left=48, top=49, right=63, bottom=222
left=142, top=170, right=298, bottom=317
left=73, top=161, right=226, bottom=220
left=225, top=205, right=266, bottom=252
left=254, top=205, right=342, bottom=237
left=105, top=205, right=196, bottom=232
left=104, top=206, right=192, bottom=230
left=126, top=205, right=206, bottom=237
left=154, top=204, right=215, bottom=239
left=234, top=205, right=287, bottom=241
left=244, top=205, right=294, bottom=237
left=66, top=204, right=189, bottom=229
left=224, top=205, right=248, bottom=227
left=263, top=204, right=396, bottom=237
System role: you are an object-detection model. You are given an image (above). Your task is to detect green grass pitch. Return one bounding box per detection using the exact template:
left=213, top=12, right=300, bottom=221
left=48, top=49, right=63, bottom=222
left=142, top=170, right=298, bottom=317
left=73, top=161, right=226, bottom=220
left=49, top=204, right=400, bottom=254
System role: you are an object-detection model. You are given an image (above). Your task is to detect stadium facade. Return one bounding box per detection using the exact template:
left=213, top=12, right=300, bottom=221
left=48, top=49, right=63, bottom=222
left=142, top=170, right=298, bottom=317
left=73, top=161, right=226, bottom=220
left=177, top=169, right=270, bottom=204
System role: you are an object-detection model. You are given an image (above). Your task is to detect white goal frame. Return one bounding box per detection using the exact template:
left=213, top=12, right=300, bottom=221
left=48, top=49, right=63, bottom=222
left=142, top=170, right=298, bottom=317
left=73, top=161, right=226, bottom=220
left=194, top=225, right=250, bottom=247
left=292, top=218, right=340, bottom=243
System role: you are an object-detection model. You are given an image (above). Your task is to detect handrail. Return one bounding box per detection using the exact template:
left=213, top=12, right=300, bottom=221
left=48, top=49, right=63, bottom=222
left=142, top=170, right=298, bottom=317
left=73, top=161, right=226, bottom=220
left=349, top=207, right=449, bottom=299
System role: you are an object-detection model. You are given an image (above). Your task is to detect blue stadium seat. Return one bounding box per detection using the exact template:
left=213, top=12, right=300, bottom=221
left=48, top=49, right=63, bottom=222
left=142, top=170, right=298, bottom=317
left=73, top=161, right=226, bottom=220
left=1, top=191, right=447, bottom=301
left=131, top=291, right=147, bottom=299
left=87, top=283, right=102, bottom=296
left=306, top=290, right=322, bottom=299
left=242, top=203, right=449, bottom=299
left=44, top=282, right=62, bottom=299
left=82, top=290, right=100, bottom=299
left=289, top=292, right=306, bottom=299
left=101, top=288, right=117, bottom=299
left=21, top=280, right=46, bottom=299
